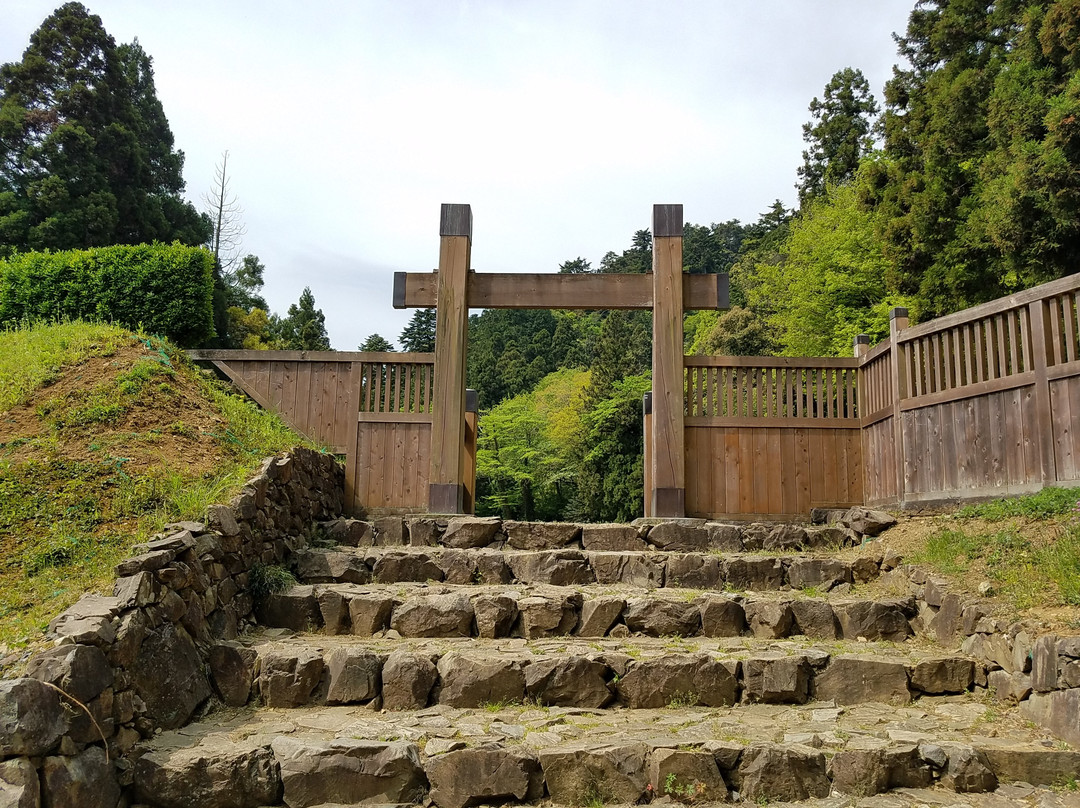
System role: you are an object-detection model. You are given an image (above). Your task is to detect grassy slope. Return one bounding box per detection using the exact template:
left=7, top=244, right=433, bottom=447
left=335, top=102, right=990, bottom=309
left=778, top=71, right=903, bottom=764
left=895, top=487, right=1080, bottom=626
left=0, top=321, right=315, bottom=648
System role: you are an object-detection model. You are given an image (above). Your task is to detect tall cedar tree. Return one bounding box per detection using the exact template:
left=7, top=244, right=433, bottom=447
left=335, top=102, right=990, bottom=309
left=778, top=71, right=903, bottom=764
left=871, top=0, right=1080, bottom=317
left=273, top=287, right=331, bottom=351
left=398, top=308, right=435, bottom=352
left=796, top=67, right=879, bottom=206
left=0, top=3, right=208, bottom=250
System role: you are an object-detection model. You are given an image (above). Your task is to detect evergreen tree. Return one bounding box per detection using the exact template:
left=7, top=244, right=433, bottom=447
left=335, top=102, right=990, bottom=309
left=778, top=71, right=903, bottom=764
left=871, top=0, right=1080, bottom=317
left=796, top=67, right=879, bottom=206
left=0, top=3, right=208, bottom=250
left=359, top=333, right=395, bottom=352
left=272, top=287, right=331, bottom=350
left=398, top=308, right=435, bottom=352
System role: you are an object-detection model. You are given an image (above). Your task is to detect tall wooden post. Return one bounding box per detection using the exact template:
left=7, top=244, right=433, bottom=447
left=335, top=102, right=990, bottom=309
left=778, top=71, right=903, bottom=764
left=888, top=308, right=909, bottom=508
left=429, top=204, right=472, bottom=513
left=651, top=204, right=685, bottom=517
left=1028, top=299, right=1058, bottom=484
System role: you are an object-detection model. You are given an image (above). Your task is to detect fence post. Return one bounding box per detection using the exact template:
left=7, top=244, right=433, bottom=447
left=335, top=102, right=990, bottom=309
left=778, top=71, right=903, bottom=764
left=1028, top=299, right=1058, bottom=483
left=888, top=308, right=909, bottom=508
left=429, top=203, right=472, bottom=514
left=651, top=204, right=686, bottom=517
left=853, top=334, right=870, bottom=358
left=463, top=389, right=478, bottom=515
left=643, top=392, right=653, bottom=518
left=343, top=359, right=364, bottom=516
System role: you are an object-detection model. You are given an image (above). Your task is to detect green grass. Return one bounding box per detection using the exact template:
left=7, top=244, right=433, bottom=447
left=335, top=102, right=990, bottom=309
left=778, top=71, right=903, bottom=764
left=955, top=486, right=1080, bottom=520
left=0, top=321, right=131, bottom=412
left=0, top=321, right=320, bottom=647
left=909, top=488, right=1080, bottom=612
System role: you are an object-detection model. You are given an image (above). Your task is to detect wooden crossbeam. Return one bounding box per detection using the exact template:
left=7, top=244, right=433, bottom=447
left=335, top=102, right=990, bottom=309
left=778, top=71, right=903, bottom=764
left=393, top=271, right=728, bottom=311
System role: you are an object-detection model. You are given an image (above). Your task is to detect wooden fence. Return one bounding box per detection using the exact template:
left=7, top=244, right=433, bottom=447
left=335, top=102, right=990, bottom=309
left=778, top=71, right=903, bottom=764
left=647, top=271, right=1080, bottom=519
left=187, top=350, right=477, bottom=516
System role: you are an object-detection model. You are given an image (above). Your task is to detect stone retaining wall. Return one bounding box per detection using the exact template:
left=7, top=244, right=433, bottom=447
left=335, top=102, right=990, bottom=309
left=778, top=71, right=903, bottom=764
left=0, top=447, right=343, bottom=807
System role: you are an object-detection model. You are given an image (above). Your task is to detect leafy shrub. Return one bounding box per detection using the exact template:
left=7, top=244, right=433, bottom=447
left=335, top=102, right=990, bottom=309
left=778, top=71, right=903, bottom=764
left=0, top=244, right=214, bottom=346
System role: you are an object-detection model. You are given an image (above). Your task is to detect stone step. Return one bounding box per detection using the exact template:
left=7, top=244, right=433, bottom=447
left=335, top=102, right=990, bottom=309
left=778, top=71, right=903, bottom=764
left=322, top=510, right=897, bottom=555
left=225, top=633, right=982, bottom=711
left=256, top=580, right=923, bottom=643
left=291, top=544, right=890, bottom=591
left=131, top=698, right=1077, bottom=807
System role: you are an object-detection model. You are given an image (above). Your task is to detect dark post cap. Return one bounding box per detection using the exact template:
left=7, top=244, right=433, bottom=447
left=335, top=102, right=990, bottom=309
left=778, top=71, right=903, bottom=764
left=854, top=334, right=871, bottom=345
left=465, top=389, right=478, bottom=413
left=440, top=204, right=472, bottom=238
left=393, top=272, right=406, bottom=309
left=889, top=307, right=909, bottom=320
left=653, top=204, right=683, bottom=238
left=643, top=392, right=653, bottom=415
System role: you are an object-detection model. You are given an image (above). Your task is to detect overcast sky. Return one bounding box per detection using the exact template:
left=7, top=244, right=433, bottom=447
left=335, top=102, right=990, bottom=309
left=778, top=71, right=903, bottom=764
left=4, top=1, right=915, bottom=350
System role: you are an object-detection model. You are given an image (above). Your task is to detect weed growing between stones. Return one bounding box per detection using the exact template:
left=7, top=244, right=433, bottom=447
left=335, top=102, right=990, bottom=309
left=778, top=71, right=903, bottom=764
left=664, top=772, right=707, bottom=802
left=248, top=564, right=297, bottom=602
left=666, top=691, right=699, bottom=708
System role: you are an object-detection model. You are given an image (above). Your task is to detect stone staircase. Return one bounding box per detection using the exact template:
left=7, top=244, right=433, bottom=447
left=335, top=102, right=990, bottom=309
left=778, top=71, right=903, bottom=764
left=129, top=512, right=1080, bottom=807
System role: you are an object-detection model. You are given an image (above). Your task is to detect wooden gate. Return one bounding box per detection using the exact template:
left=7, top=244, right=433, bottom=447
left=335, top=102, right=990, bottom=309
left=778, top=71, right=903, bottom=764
left=186, top=350, right=477, bottom=515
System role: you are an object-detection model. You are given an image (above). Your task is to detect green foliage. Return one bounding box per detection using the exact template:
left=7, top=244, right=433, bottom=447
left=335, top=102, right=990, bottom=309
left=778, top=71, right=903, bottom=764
left=475, top=368, right=589, bottom=520
left=747, top=181, right=912, bottom=356
left=0, top=322, right=315, bottom=644
left=0, top=243, right=215, bottom=346
left=248, top=564, right=297, bottom=601
left=873, top=0, right=1080, bottom=318
left=689, top=306, right=779, bottom=357
left=399, top=308, right=435, bottom=352
left=574, top=372, right=650, bottom=522
left=271, top=287, right=330, bottom=350
left=359, top=333, right=395, bottom=352
left=956, top=486, right=1080, bottom=520
left=226, top=306, right=279, bottom=350
left=797, top=67, right=879, bottom=206
left=0, top=4, right=209, bottom=251
left=0, top=320, right=129, bottom=411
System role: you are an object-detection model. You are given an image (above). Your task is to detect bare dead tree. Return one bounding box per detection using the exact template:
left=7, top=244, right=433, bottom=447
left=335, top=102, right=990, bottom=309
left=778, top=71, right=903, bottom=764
left=202, top=150, right=246, bottom=275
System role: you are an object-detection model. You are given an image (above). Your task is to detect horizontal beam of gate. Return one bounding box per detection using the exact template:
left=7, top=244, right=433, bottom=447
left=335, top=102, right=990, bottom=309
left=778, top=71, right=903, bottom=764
left=393, top=271, right=728, bottom=311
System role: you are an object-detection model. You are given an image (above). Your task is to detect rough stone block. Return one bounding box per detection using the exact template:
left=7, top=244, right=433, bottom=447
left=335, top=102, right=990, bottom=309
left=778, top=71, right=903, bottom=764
left=577, top=596, right=626, bottom=637
left=326, top=648, right=384, bottom=704
left=373, top=517, right=406, bottom=546
left=525, top=657, right=612, bottom=708
left=723, top=557, right=784, bottom=590
left=0, top=679, right=67, bottom=758
left=507, top=550, right=595, bottom=586
left=616, top=654, right=737, bottom=708
left=744, top=600, right=793, bottom=639
left=427, top=747, right=543, bottom=808
left=735, top=744, right=829, bottom=802
left=742, top=654, right=812, bottom=704
left=436, top=653, right=526, bottom=708
left=293, top=550, right=369, bottom=584
left=370, top=551, right=444, bottom=583
left=346, top=593, right=395, bottom=636
left=835, top=599, right=912, bottom=642
left=539, top=743, right=649, bottom=806
left=789, top=599, right=839, bottom=639
left=647, top=521, right=709, bottom=552
left=41, top=746, right=119, bottom=808
left=258, top=647, right=324, bottom=708
left=813, top=655, right=910, bottom=705
left=133, top=739, right=281, bottom=808
left=699, top=596, right=746, bottom=637
left=26, top=644, right=112, bottom=704
left=624, top=599, right=700, bottom=637
left=582, top=524, right=648, bottom=552
left=0, top=757, right=38, bottom=808
left=208, top=643, right=254, bottom=707
left=133, top=623, right=213, bottom=729
left=504, top=521, right=581, bottom=550
left=705, top=522, right=743, bottom=551
left=787, top=558, right=851, bottom=590
left=473, top=594, right=518, bottom=639
left=272, top=737, right=426, bottom=807
left=391, top=593, right=474, bottom=638
left=649, top=747, right=728, bottom=802
left=442, top=517, right=501, bottom=549
left=255, top=585, right=322, bottom=632
left=590, top=552, right=663, bottom=588
left=911, top=657, right=974, bottom=695
left=382, top=651, right=438, bottom=711
left=518, top=594, right=581, bottom=638
left=665, top=554, right=720, bottom=589
left=762, top=524, right=808, bottom=551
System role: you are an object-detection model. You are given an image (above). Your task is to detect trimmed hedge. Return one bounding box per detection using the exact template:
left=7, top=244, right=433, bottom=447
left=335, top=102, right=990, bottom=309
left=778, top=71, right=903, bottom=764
left=0, top=243, right=215, bottom=346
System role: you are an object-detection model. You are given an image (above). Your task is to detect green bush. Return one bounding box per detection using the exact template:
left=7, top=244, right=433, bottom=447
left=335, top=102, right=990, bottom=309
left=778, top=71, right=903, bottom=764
left=0, top=244, right=215, bottom=346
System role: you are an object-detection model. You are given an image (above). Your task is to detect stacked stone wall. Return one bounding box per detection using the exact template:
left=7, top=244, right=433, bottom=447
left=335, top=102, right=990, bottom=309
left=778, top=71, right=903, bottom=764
left=0, top=447, right=343, bottom=806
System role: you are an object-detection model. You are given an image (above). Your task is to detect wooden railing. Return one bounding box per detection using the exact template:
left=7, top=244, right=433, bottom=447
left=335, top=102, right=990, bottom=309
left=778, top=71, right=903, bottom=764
left=659, top=271, right=1080, bottom=517
left=684, top=357, right=860, bottom=422
left=357, top=352, right=435, bottom=417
